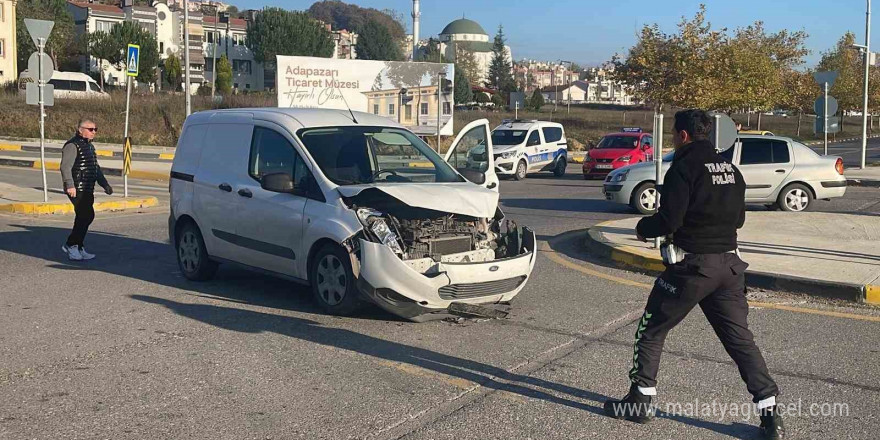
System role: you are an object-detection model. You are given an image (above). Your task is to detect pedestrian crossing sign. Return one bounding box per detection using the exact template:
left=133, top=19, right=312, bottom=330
left=126, top=44, right=140, bottom=77
left=123, top=137, right=132, bottom=176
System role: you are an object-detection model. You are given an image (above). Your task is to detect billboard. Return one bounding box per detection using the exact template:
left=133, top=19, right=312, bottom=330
left=276, top=56, right=455, bottom=136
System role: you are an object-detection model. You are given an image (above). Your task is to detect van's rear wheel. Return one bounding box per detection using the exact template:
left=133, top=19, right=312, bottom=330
left=553, top=157, right=567, bottom=177
left=310, top=244, right=361, bottom=316
left=176, top=222, right=218, bottom=281
left=514, top=160, right=528, bottom=180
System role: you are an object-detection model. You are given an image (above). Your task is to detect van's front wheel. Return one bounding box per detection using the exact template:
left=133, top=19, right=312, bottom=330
left=514, top=160, right=528, bottom=180
left=310, top=244, right=362, bottom=316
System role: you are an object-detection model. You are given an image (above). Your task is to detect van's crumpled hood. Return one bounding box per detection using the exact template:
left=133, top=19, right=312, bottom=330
left=337, top=183, right=499, bottom=218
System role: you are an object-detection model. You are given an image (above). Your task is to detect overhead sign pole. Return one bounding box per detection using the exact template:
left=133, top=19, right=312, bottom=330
left=124, top=44, right=140, bottom=198
left=652, top=113, right=663, bottom=250
left=824, top=82, right=829, bottom=156
left=24, top=19, right=55, bottom=203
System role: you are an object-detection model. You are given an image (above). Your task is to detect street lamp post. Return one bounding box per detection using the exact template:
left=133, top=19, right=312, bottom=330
left=184, top=1, right=191, bottom=116
left=861, top=0, right=872, bottom=169
left=210, top=6, right=218, bottom=101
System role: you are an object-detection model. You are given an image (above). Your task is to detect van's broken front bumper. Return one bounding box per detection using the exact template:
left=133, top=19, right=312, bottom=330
left=356, top=227, right=537, bottom=322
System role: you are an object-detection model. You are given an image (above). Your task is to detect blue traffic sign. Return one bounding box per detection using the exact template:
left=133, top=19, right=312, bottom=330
left=126, top=44, right=140, bottom=77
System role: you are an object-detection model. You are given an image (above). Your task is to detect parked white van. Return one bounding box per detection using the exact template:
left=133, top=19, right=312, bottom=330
left=169, top=108, right=536, bottom=321
left=19, top=71, right=109, bottom=100
left=489, top=120, right=568, bottom=180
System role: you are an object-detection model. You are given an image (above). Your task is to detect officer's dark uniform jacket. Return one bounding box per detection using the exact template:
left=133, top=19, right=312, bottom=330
left=636, top=139, right=746, bottom=253
left=61, top=135, right=109, bottom=193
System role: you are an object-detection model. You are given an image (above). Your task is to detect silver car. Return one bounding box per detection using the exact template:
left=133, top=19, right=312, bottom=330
left=603, top=135, right=847, bottom=214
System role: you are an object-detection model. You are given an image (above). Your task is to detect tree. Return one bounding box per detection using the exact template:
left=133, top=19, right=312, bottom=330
left=781, top=70, right=818, bottom=137
left=164, top=52, right=182, bottom=92
left=453, top=66, right=473, bottom=105
left=528, top=89, right=545, bottom=111
left=417, top=38, right=445, bottom=63
left=475, top=93, right=490, bottom=104
left=307, top=1, right=406, bottom=41
left=356, top=19, right=404, bottom=61
left=486, top=25, right=515, bottom=97
left=491, top=92, right=506, bottom=109
left=454, top=44, right=482, bottom=87
left=247, top=7, right=335, bottom=65
left=16, top=0, right=80, bottom=74
left=817, top=32, right=880, bottom=132
left=87, top=31, right=121, bottom=90
left=613, top=5, right=809, bottom=114
left=108, top=21, right=160, bottom=84
left=215, top=55, right=233, bottom=94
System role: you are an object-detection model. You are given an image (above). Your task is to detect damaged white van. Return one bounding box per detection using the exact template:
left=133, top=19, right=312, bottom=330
left=169, top=108, right=536, bottom=321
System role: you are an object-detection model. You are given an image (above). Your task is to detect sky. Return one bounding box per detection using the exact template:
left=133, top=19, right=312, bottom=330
left=236, top=0, right=877, bottom=67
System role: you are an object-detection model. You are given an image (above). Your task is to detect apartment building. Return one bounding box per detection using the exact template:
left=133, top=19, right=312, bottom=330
left=203, top=14, right=263, bottom=92
left=0, top=0, right=17, bottom=84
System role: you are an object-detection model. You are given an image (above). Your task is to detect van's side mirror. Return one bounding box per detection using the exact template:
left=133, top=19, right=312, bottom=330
left=459, top=168, right=487, bottom=185
left=261, top=172, right=295, bottom=193
left=643, top=143, right=651, bottom=151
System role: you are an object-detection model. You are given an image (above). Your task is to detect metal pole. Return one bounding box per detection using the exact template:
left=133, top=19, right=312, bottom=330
left=124, top=75, right=132, bottom=198
left=567, top=68, right=571, bottom=114
left=211, top=7, right=217, bottom=101
left=38, top=38, right=48, bottom=202
left=714, top=114, right=721, bottom=151
left=653, top=114, right=664, bottom=249
left=184, top=2, right=191, bottom=116
left=824, top=82, right=829, bottom=155
left=861, top=0, right=872, bottom=169
left=437, top=73, right=443, bottom=151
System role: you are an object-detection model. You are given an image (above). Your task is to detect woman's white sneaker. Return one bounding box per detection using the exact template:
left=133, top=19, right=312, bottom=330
left=63, top=245, right=83, bottom=261
left=79, top=247, right=96, bottom=260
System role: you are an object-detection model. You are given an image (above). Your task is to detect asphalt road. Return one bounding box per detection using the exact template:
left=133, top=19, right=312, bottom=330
left=1, top=164, right=879, bottom=439
left=805, top=136, right=880, bottom=167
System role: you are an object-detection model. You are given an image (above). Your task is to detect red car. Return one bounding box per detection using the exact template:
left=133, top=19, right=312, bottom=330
left=583, top=129, right=654, bottom=179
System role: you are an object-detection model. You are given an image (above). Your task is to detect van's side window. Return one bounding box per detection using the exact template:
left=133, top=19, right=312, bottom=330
left=526, top=131, right=541, bottom=146
left=249, top=127, right=320, bottom=199
left=541, top=127, right=563, bottom=143
left=249, top=127, right=297, bottom=182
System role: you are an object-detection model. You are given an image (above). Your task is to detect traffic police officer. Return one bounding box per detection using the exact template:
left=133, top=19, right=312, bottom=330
left=603, top=110, right=784, bottom=439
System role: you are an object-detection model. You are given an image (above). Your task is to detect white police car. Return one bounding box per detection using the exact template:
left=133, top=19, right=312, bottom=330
left=488, top=120, right=568, bottom=180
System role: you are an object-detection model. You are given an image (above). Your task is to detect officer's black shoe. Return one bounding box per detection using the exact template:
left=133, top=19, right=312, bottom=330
left=603, top=384, right=654, bottom=424
left=759, top=406, right=785, bottom=439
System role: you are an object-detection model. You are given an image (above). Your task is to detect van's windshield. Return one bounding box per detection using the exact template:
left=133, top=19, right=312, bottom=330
left=297, top=126, right=463, bottom=185
left=491, top=129, right=528, bottom=146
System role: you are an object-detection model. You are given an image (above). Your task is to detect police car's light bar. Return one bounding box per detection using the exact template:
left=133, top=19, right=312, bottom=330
left=502, top=119, right=538, bottom=124
left=622, top=127, right=642, bottom=133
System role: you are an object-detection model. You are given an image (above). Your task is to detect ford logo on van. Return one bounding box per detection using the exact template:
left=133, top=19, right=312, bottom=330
left=489, top=265, right=500, bottom=272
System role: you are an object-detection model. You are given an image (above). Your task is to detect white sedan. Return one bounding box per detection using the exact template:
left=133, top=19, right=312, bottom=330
left=603, top=135, right=847, bottom=214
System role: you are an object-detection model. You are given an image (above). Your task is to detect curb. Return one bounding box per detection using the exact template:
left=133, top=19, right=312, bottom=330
left=0, top=157, right=170, bottom=182
left=0, top=196, right=159, bottom=215
left=585, top=220, right=876, bottom=304
left=0, top=143, right=175, bottom=161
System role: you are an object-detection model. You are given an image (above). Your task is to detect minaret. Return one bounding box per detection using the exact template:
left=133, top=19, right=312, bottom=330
left=412, top=0, right=421, bottom=60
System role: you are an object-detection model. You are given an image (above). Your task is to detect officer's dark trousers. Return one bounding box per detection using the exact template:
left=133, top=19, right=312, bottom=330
left=628, top=253, right=779, bottom=402
left=66, top=191, right=95, bottom=248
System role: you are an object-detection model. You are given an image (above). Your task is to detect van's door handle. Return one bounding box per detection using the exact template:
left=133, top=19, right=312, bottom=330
left=218, top=183, right=232, bottom=192
left=775, top=169, right=786, bottom=173
left=487, top=182, right=497, bottom=189
left=238, top=188, right=253, bottom=198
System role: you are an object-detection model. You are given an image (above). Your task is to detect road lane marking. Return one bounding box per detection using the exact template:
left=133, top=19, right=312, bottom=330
left=543, top=231, right=880, bottom=323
